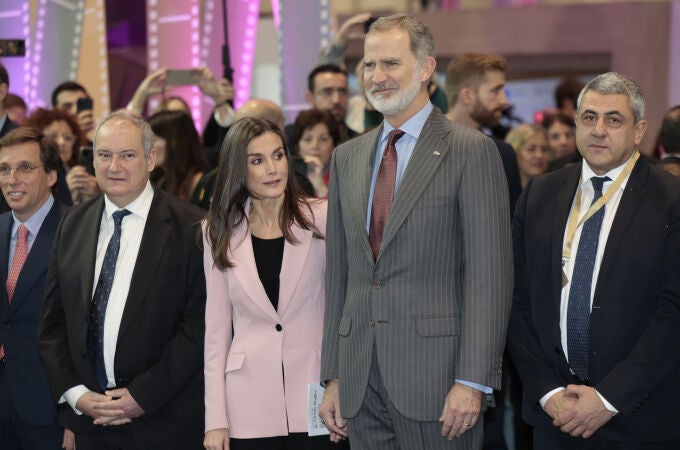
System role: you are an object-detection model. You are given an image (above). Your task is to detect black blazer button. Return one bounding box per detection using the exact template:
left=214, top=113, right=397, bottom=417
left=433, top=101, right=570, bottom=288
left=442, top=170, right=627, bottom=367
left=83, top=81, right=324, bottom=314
left=275, top=324, right=283, bottom=332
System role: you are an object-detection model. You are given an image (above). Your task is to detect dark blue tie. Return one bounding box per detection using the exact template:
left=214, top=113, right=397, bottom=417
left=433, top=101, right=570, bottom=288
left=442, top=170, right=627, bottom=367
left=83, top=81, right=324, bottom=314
left=87, top=209, right=131, bottom=391
left=567, top=177, right=609, bottom=380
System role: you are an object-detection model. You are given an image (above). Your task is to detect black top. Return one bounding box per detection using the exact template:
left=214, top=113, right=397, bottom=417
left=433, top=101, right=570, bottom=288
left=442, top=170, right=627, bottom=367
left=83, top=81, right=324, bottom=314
left=251, top=235, right=285, bottom=311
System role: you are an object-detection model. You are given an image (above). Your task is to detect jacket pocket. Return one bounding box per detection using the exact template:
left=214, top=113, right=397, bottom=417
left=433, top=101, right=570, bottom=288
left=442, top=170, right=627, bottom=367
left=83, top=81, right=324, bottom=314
left=225, top=352, right=246, bottom=373
left=338, top=317, right=352, bottom=337
left=415, top=315, right=460, bottom=337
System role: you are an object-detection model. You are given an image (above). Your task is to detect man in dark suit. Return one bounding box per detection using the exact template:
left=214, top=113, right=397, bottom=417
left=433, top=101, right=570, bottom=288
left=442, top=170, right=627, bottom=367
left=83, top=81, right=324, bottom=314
left=445, top=53, right=521, bottom=217
left=38, top=111, right=206, bottom=449
left=319, top=14, right=513, bottom=450
left=0, top=128, right=68, bottom=449
left=509, top=72, right=680, bottom=449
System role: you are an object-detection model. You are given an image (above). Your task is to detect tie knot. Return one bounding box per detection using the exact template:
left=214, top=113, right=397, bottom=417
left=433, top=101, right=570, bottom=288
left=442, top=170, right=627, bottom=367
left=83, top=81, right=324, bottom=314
left=17, top=224, right=28, bottom=241
left=590, top=176, right=610, bottom=194
left=387, top=129, right=405, bottom=147
left=112, top=209, right=131, bottom=228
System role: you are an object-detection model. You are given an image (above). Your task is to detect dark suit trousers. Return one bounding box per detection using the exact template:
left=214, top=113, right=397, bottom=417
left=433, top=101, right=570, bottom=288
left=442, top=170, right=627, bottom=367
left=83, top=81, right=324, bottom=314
left=231, top=433, right=348, bottom=450
left=0, top=362, right=62, bottom=450
left=346, top=349, right=483, bottom=450
left=534, top=428, right=680, bottom=450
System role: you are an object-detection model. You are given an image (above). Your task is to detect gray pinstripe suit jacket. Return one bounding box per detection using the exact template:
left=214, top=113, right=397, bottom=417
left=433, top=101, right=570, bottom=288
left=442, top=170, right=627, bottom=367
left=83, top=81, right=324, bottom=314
left=320, top=107, right=514, bottom=422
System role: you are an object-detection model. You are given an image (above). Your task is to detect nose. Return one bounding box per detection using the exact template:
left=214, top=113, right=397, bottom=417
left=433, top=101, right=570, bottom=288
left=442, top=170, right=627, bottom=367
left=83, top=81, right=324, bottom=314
left=331, top=90, right=341, bottom=104
left=7, top=168, right=20, bottom=184
left=109, top=155, right=121, bottom=171
left=499, top=90, right=509, bottom=108
left=264, top=157, right=276, bottom=174
left=592, top=117, right=607, bottom=136
left=370, top=66, right=387, bottom=86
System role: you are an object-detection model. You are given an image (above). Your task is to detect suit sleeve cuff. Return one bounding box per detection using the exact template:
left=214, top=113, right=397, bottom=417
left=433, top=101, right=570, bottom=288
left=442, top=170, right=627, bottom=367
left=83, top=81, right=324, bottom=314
left=62, top=384, right=90, bottom=415
left=539, top=386, right=566, bottom=410
left=595, top=389, right=619, bottom=415
left=455, top=379, right=492, bottom=394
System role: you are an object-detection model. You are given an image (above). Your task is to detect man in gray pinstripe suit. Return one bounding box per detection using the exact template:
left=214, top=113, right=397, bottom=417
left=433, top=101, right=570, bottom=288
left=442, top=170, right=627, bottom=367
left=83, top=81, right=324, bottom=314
left=319, top=14, right=513, bottom=450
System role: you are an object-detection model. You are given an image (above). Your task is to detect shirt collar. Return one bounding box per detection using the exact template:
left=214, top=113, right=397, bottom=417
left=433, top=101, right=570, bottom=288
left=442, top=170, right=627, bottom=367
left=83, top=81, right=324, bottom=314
left=12, top=194, right=54, bottom=238
left=580, top=152, right=635, bottom=189
left=103, top=181, right=154, bottom=222
left=380, top=102, right=433, bottom=143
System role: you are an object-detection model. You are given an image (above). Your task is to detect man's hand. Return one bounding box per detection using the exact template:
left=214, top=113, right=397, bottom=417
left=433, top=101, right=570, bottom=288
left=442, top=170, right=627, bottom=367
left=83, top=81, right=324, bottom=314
left=334, top=12, right=372, bottom=47
left=543, top=389, right=578, bottom=421
left=62, top=428, right=75, bottom=450
left=198, top=67, right=234, bottom=106
left=75, top=391, right=115, bottom=419
left=92, top=387, right=145, bottom=426
left=76, top=110, right=95, bottom=140
left=204, top=428, right=229, bottom=450
left=66, top=166, right=100, bottom=199
left=439, top=383, right=482, bottom=440
left=553, top=385, right=614, bottom=438
left=318, top=379, right=348, bottom=443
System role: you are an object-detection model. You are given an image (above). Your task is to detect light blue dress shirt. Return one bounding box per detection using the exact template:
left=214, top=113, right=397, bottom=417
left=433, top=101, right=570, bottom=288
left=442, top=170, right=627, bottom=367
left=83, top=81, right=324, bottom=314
left=8, top=195, right=54, bottom=266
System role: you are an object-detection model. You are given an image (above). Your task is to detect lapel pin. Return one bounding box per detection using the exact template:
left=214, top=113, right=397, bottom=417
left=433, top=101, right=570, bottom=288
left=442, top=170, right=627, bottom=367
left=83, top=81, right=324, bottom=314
left=433, top=151, right=441, bottom=156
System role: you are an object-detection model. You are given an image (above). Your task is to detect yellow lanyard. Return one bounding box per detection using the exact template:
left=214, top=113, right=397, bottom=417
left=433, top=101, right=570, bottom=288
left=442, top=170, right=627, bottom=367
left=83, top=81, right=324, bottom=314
left=561, top=151, right=639, bottom=285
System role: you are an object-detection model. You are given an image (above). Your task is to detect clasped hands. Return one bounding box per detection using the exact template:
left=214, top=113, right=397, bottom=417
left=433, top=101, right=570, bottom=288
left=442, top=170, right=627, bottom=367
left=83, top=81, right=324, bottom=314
left=76, top=388, right=145, bottom=426
left=544, top=385, right=615, bottom=439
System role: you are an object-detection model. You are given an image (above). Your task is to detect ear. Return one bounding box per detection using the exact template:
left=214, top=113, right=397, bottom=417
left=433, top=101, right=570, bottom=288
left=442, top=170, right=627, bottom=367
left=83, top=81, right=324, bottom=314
left=46, top=169, right=58, bottom=188
left=460, top=87, right=476, bottom=107
left=418, top=56, right=436, bottom=83
left=147, top=148, right=157, bottom=172
left=633, top=119, right=648, bottom=147
left=0, top=83, right=7, bottom=102
left=304, top=91, right=313, bottom=106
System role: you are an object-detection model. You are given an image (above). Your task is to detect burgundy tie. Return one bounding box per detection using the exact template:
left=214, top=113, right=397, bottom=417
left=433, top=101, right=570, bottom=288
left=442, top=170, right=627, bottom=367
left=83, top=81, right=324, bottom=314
left=1, top=224, right=29, bottom=360
left=369, top=129, right=405, bottom=260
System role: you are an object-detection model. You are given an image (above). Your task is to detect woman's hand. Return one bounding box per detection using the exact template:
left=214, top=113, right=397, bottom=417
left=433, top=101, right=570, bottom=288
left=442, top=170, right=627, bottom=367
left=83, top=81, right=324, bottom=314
left=204, top=428, right=229, bottom=450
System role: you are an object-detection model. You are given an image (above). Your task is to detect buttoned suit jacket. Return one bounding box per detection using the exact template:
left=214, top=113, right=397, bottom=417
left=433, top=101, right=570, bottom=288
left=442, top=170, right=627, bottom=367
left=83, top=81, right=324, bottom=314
left=508, top=158, right=680, bottom=442
left=38, top=189, right=206, bottom=449
left=204, top=199, right=327, bottom=438
left=320, top=107, right=514, bottom=421
left=0, top=201, right=67, bottom=426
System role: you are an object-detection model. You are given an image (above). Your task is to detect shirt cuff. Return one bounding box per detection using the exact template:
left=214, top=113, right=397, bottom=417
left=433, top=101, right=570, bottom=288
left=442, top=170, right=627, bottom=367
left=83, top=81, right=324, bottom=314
left=455, top=379, right=493, bottom=394
left=539, top=387, right=566, bottom=409
left=61, top=385, right=90, bottom=415
left=595, top=389, right=619, bottom=415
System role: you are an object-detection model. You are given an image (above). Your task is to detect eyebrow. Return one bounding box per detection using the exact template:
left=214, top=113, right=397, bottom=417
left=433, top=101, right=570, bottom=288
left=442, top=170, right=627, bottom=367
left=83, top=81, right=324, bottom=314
left=247, top=146, right=284, bottom=157
left=582, top=109, right=624, bottom=116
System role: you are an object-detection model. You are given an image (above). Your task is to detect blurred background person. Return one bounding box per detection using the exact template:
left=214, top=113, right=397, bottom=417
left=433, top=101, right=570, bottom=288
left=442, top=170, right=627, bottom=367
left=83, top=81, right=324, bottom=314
left=292, top=109, right=340, bottom=198
left=148, top=109, right=210, bottom=202
left=50, top=81, right=95, bottom=142
left=25, top=108, right=100, bottom=205
left=203, top=117, right=340, bottom=450
left=543, top=112, right=579, bottom=172
left=506, top=124, right=549, bottom=188
left=4, top=93, right=27, bottom=126
left=655, top=105, right=680, bottom=158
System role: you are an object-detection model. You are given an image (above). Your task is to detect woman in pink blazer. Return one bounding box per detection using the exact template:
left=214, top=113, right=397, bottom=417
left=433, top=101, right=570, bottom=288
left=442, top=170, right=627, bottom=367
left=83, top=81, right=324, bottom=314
left=202, top=117, right=338, bottom=450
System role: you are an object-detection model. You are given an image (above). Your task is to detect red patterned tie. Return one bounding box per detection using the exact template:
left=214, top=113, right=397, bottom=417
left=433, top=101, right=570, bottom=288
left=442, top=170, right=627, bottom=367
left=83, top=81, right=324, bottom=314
left=369, top=129, right=405, bottom=260
left=1, top=224, right=29, bottom=359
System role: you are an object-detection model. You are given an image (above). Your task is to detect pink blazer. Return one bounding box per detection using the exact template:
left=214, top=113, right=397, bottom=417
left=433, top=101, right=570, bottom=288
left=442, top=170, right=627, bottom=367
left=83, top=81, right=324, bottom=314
left=203, top=199, right=327, bottom=438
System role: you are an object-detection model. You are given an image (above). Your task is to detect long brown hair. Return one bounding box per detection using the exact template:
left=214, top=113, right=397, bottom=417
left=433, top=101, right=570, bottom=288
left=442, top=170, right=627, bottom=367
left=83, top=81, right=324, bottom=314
left=206, top=117, right=322, bottom=270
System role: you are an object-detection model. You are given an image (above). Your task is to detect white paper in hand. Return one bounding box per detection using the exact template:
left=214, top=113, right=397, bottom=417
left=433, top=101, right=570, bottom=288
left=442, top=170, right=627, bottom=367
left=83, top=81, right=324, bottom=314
left=307, top=383, right=330, bottom=436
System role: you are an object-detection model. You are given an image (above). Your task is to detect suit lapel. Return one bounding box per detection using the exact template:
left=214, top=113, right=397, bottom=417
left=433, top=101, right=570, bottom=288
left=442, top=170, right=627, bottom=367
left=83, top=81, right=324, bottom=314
left=595, top=159, right=647, bottom=293
left=0, top=214, right=10, bottom=320
left=552, top=167, right=581, bottom=308
left=229, top=216, right=280, bottom=321
left=80, top=198, right=105, bottom=315
left=7, top=202, right=61, bottom=314
left=379, top=109, right=450, bottom=260
left=277, top=222, right=312, bottom=317
left=118, top=191, right=172, bottom=337
left=347, top=127, right=381, bottom=262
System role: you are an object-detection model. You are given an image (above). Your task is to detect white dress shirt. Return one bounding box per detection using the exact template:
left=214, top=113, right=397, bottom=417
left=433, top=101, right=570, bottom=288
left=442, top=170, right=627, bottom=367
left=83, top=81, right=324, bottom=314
left=540, top=155, right=635, bottom=414
left=63, top=182, right=154, bottom=412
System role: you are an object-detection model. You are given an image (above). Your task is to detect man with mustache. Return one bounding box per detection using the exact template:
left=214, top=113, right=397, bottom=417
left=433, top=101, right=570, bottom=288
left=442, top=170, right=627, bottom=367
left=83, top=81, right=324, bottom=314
left=445, top=53, right=521, bottom=217
left=319, top=14, right=513, bottom=450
